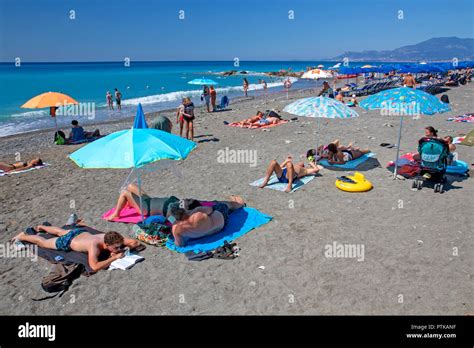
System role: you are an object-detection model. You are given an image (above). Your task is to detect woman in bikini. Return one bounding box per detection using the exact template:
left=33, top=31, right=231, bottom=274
left=327, top=143, right=370, bottom=164
left=0, top=158, right=43, bottom=173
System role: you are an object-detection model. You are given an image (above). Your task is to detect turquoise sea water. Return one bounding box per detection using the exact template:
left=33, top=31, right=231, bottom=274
left=0, top=61, right=378, bottom=137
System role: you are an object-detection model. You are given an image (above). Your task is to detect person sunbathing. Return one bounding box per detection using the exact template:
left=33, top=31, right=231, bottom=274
left=259, top=155, right=320, bottom=192
left=168, top=196, right=245, bottom=247
left=0, top=158, right=43, bottom=173
left=106, top=183, right=180, bottom=221
left=238, top=111, right=264, bottom=127
left=11, top=224, right=139, bottom=272
left=347, top=94, right=358, bottom=107
left=326, top=143, right=370, bottom=164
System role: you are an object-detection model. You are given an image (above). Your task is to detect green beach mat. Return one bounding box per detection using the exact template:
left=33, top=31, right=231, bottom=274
left=461, top=130, right=474, bottom=146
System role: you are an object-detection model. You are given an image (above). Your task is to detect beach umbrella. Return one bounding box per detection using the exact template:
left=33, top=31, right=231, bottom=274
left=188, top=78, right=218, bottom=85
left=283, top=97, right=358, bottom=152
left=133, top=103, right=148, bottom=129
left=301, top=69, right=333, bottom=79
left=69, top=128, right=197, bottom=221
left=21, top=91, right=79, bottom=132
left=360, top=87, right=450, bottom=178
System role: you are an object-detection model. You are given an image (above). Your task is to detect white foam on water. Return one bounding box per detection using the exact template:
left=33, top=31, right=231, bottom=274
left=121, top=78, right=298, bottom=106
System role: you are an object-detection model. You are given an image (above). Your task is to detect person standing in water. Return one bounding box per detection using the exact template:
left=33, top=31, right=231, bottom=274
left=114, top=88, right=122, bottom=110
left=106, top=91, right=114, bottom=110
left=243, top=78, right=249, bottom=97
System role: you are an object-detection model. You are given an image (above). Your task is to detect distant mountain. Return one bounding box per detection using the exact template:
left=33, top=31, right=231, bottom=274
left=332, top=37, right=474, bottom=62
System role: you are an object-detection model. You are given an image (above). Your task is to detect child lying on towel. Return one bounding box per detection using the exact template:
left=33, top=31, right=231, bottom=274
left=12, top=223, right=140, bottom=272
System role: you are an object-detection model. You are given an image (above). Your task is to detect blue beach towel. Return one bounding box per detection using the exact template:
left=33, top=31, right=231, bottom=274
left=166, top=207, right=272, bottom=253
left=319, top=152, right=375, bottom=169
left=250, top=174, right=316, bottom=192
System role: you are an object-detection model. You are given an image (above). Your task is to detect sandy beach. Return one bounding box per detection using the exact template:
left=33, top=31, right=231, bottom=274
left=0, top=83, right=472, bottom=316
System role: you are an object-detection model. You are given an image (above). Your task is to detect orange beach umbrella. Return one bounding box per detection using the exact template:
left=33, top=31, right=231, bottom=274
left=21, top=91, right=79, bottom=132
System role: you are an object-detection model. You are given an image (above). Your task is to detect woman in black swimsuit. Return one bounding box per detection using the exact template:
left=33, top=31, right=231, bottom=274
left=0, top=158, right=43, bottom=173
left=182, top=97, right=195, bottom=140
left=327, top=143, right=370, bottom=164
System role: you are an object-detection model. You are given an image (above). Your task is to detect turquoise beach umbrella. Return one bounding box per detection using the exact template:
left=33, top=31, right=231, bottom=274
left=188, top=78, right=218, bottom=85
left=133, top=103, right=148, bottom=129
left=360, top=87, right=450, bottom=178
left=69, top=128, right=197, bottom=221
left=69, top=128, right=196, bottom=168
left=283, top=97, right=358, bottom=153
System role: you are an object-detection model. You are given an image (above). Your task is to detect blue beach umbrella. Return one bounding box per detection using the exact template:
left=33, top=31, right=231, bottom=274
left=133, top=103, right=148, bottom=129
left=188, top=78, right=218, bottom=85
left=69, top=128, right=197, bottom=221
left=360, top=87, right=450, bottom=178
left=283, top=97, right=358, bottom=151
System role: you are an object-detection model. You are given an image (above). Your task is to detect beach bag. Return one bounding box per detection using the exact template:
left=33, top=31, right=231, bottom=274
left=33, top=263, right=84, bottom=301
left=133, top=222, right=171, bottom=246
left=54, top=131, right=66, bottom=145
left=441, top=94, right=450, bottom=104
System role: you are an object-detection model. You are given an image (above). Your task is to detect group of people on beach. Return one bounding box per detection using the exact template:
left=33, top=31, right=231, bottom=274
left=6, top=65, right=472, bottom=275
left=106, top=88, right=122, bottom=110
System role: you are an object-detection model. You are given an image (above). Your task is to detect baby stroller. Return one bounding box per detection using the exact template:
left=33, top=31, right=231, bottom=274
left=412, top=137, right=448, bottom=193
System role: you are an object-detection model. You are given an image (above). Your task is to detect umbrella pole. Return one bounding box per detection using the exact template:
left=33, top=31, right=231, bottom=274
left=393, top=116, right=404, bottom=179
left=137, top=169, right=145, bottom=223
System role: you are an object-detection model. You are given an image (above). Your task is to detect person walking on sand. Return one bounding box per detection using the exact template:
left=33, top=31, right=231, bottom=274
left=114, top=88, right=122, bottom=110
left=106, top=91, right=114, bottom=110
left=403, top=73, right=417, bottom=88
left=201, top=85, right=211, bottom=113
left=260, top=79, right=268, bottom=97
left=182, top=97, right=195, bottom=140
left=243, top=78, right=249, bottom=97
left=209, top=85, right=217, bottom=112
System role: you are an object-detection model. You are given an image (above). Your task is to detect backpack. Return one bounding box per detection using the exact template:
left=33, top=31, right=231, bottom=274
left=441, top=94, right=450, bottom=104
left=54, top=130, right=66, bottom=145
left=33, top=263, right=84, bottom=301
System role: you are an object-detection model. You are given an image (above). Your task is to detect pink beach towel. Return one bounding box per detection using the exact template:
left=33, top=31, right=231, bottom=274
left=102, top=201, right=216, bottom=224
left=228, top=120, right=288, bottom=129
left=102, top=206, right=147, bottom=223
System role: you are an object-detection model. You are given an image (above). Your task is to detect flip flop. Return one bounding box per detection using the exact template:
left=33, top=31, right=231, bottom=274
left=223, top=121, right=230, bottom=125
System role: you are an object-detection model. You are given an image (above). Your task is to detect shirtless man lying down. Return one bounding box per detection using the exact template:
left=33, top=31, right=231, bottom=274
left=12, top=224, right=140, bottom=272
left=167, top=196, right=245, bottom=247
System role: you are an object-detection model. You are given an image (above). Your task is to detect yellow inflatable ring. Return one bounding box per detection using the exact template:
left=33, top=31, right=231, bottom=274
left=335, top=172, right=373, bottom=192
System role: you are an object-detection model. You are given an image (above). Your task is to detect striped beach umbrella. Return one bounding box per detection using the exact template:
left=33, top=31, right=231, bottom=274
left=360, top=87, right=450, bottom=178
left=283, top=97, right=359, bottom=119
left=283, top=97, right=358, bottom=153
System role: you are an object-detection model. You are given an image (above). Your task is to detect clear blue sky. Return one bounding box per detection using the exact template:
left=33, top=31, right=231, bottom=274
left=0, top=0, right=473, bottom=62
